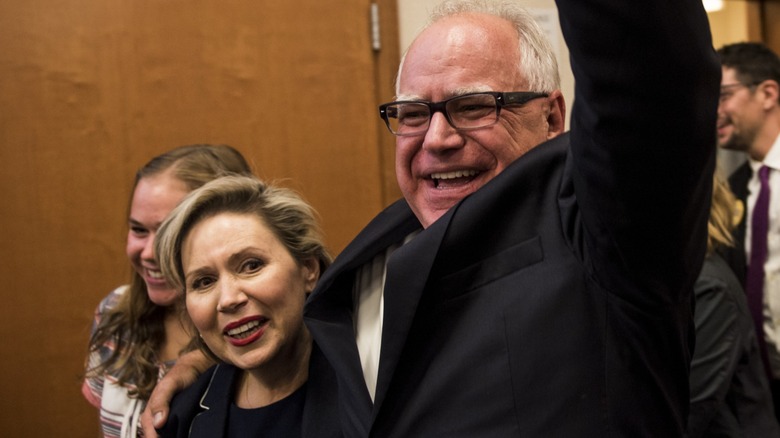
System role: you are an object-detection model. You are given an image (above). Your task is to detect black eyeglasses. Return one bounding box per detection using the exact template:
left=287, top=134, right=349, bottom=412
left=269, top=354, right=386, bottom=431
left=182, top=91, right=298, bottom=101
left=378, top=91, right=549, bottom=136
left=719, top=82, right=758, bottom=103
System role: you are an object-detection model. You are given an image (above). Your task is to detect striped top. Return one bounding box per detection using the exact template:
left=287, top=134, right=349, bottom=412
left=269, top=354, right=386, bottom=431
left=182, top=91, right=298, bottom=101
left=82, top=286, right=174, bottom=438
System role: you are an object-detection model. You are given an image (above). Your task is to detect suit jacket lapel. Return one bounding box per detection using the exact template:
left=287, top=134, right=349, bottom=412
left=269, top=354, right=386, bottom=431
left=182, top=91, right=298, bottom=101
left=189, top=364, right=238, bottom=438
left=729, top=160, right=751, bottom=202
left=731, top=161, right=750, bottom=249
left=370, top=202, right=452, bottom=419
left=725, top=161, right=751, bottom=285
left=304, top=199, right=422, bottom=433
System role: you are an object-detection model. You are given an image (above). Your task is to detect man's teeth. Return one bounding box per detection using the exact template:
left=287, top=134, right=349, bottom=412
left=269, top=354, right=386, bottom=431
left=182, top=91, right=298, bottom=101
left=226, top=320, right=262, bottom=338
left=430, top=170, right=479, bottom=180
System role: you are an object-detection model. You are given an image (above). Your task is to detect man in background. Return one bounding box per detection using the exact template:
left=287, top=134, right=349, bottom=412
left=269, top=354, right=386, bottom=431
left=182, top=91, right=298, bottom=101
left=718, top=42, right=780, bottom=419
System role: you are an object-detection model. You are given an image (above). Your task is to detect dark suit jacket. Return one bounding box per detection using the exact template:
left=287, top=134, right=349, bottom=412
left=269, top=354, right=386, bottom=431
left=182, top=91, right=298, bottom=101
left=721, top=161, right=751, bottom=286
left=688, top=253, right=779, bottom=437
left=304, top=0, right=720, bottom=436
left=157, top=345, right=341, bottom=438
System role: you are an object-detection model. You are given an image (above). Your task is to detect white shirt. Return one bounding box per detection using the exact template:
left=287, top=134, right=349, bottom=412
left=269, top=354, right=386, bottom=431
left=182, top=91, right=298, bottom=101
left=746, top=133, right=780, bottom=377
left=353, top=231, right=418, bottom=401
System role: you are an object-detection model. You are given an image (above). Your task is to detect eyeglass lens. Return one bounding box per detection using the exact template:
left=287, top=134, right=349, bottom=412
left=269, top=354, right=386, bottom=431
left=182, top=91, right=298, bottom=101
left=385, top=94, right=499, bottom=135
left=719, top=83, right=752, bottom=103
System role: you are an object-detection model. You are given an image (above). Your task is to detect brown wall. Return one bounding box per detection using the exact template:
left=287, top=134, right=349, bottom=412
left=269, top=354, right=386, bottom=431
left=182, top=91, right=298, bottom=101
left=0, top=0, right=400, bottom=435
left=707, top=0, right=780, bottom=53
left=765, top=0, right=780, bottom=54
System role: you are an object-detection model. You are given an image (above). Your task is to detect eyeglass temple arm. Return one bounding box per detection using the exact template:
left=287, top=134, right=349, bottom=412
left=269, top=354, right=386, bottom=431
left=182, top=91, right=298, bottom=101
left=502, top=92, right=549, bottom=105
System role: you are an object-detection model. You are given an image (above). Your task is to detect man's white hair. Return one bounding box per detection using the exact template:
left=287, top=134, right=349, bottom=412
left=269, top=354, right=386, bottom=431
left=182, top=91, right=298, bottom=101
left=396, top=0, right=560, bottom=95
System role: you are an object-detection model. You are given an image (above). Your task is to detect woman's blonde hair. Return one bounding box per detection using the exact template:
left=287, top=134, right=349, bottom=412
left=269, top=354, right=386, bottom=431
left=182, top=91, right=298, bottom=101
left=155, top=175, right=332, bottom=358
left=708, top=171, right=741, bottom=254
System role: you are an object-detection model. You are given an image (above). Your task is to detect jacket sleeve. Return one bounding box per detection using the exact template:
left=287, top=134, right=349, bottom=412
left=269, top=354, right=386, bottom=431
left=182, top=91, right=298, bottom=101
left=556, top=0, right=720, bottom=301
left=688, top=271, right=742, bottom=436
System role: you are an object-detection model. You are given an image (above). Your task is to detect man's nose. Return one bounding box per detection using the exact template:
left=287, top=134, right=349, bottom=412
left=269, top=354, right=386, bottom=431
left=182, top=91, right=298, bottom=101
left=422, top=112, right=462, bottom=152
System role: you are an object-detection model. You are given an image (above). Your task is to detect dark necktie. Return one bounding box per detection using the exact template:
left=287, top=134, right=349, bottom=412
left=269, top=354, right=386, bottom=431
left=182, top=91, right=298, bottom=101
left=746, top=165, right=772, bottom=377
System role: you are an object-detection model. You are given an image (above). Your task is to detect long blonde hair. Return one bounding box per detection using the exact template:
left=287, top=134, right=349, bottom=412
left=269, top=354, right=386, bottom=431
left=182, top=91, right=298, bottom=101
left=707, top=171, right=741, bottom=255
left=86, top=144, right=252, bottom=399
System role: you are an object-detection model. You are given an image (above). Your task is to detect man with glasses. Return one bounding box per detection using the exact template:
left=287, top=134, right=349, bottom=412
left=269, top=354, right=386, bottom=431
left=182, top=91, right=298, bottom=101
left=718, top=42, right=780, bottom=419
left=306, top=0, right=716, bottom=435
left=144, top=0, right=719, bottom=436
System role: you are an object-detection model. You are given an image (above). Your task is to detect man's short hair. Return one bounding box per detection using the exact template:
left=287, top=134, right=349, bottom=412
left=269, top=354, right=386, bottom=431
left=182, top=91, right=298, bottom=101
left=718, top=42, right=780, bottom=103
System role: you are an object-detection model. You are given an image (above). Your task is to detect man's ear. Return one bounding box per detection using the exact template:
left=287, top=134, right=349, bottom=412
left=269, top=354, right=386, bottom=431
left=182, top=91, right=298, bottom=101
left=758, top=79, right=779, bottom=111
left=546, top=89, right=566, bottom=139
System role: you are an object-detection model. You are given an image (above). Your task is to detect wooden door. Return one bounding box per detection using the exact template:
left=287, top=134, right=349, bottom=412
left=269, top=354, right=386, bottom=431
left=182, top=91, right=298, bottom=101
left=765, top=0, right=780, bottom=54
left=0, top=0, right=400, bottom=435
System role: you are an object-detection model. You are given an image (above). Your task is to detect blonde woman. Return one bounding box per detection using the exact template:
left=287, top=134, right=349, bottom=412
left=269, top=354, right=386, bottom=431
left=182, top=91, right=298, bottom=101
left=153, top=175, right=338, bottom=437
